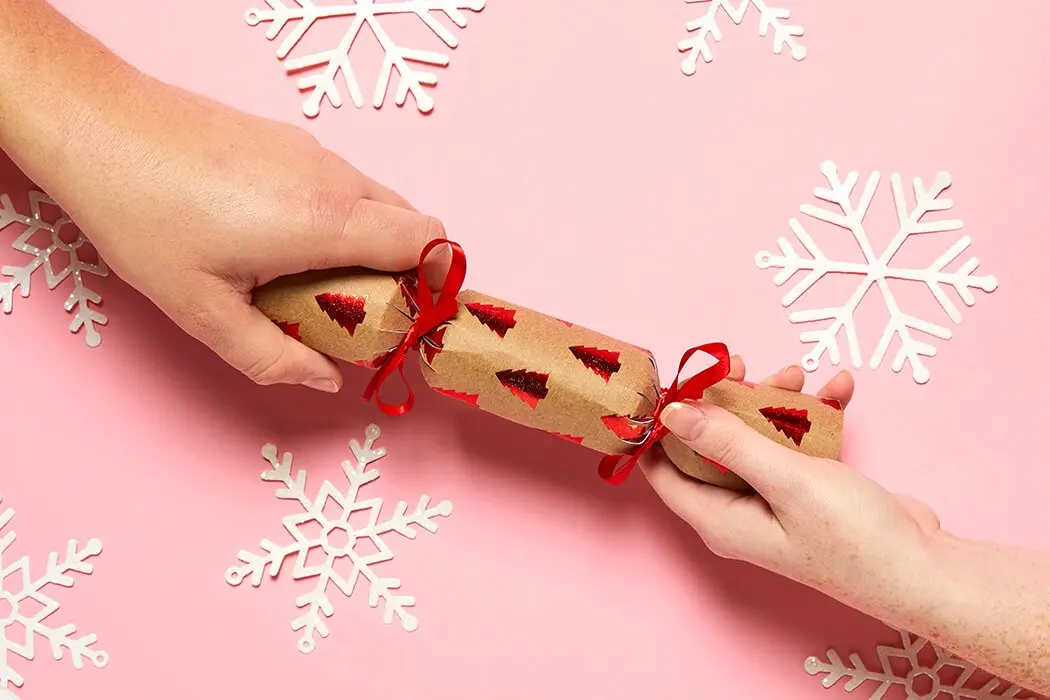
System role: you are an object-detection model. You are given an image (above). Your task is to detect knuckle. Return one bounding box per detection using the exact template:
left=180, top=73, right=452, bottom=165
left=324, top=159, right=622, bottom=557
left=241, top=350, right=287, bottom=386
left=307, top=180, right=360, bottom=241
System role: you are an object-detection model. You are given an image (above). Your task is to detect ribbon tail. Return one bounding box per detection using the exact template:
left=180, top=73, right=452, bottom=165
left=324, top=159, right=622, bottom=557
left=598, top=453, right=640, bottom=486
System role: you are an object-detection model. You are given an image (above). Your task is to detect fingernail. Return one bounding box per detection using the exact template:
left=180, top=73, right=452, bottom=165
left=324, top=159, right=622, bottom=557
left=304, top=377, right=340, bottom=393
left=660, top=402, right=708, bottom=441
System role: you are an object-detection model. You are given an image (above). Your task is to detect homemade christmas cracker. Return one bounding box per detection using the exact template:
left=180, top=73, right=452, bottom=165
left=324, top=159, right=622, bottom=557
left=254, top=268, right=843, bottom=490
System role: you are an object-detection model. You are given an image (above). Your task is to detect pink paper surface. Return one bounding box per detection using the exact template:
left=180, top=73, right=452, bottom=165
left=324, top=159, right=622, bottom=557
left=2, top=1, right=1049, bottom=697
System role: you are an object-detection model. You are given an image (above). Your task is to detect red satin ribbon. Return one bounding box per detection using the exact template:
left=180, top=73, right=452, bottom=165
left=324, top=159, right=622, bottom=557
left=597, top=343, right=731, bottom=485
left=363, top=239, right=467, bottom=416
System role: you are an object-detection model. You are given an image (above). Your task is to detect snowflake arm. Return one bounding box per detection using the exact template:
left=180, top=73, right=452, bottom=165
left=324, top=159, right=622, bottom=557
left=0, top=191, right=109, bottom=346
left=806, top=630, right=1036, bottom=699
left=0, top=497, right=107, bottom=698
left=679, top=0, right=805, bottom=74
left=246, top=0, right=485, bottom=117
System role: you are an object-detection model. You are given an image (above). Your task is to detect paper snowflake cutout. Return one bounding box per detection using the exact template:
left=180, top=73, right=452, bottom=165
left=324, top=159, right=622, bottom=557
left=245, top=0, right=486, bottom=117
left=755, top=160, right=998, bottom=384
left=226, top=424, right=453, bottom=653
left=0, top=496, right=107, bottom=700
left=679, top=0, right=806, bottom=73
left=0, top=191, right=108, bottom=347
left=806, top=630, right=1041, bottom=699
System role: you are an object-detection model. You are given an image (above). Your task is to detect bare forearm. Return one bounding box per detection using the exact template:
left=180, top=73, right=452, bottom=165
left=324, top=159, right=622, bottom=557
left=890, top=534, right=1050, bottom=694
left=0, top=0, right=136, bottom=188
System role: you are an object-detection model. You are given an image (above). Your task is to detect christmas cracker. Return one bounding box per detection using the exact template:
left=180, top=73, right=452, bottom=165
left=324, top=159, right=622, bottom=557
left=253, top=268, right=843, bottom=489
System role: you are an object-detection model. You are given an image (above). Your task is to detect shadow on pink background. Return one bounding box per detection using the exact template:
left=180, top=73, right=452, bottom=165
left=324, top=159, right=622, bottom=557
left=1, top=1, right=1048, bottom=698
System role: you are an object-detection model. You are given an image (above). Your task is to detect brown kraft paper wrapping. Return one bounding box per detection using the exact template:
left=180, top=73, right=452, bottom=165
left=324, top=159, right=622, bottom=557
left=252, top=269, right=844, bottom=490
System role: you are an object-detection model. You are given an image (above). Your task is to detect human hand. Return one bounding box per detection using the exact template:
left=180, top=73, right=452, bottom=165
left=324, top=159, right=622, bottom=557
left=641, top=360, right=943, bottom=615
left=12, top=67, right=444, bottom=393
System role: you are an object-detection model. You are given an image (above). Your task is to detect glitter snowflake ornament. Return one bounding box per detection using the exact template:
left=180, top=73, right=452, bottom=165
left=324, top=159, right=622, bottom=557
left=226, top=424, right=453, bottom=653
left=679, top=0, right=806, bottom=73
left=0, top=496, right=107, bottom=699
left=0, top=190, right=108, bottom=347
left=805, top=630, right=1041, bottom=699
left=245, top=0, right=486, bottom=117
left=756, top=160, right=998, bottom=384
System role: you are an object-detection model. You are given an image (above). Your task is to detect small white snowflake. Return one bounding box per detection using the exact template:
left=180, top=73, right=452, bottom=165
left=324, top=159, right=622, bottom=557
left=0, top=191, right=108, bottom=347
left=678, top=0, right=806, bottom=73
left=755, top=160, right=998, bottom=384
left=805, top=630, right=1042, bottom=699
left=226, top=424, right=453, bottom=653
left=0, top=495, right=107, bottom=700
left=245, top=0, right=486, bottom=117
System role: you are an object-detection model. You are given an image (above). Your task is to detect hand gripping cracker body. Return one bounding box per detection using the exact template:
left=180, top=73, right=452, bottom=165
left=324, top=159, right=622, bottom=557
left=253, top=267, right=843, bottom=490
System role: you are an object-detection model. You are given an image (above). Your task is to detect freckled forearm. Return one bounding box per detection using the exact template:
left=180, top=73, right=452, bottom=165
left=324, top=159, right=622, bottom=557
left=898, top=533, right=1050, bottom=695
left=0, top=0, right=136, bottom=187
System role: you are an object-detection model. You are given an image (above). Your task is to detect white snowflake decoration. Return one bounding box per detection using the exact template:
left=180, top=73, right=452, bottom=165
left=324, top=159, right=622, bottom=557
left=0, top=191, right=108, bottom=347
left=755, top=160, right=998, bottom=384
left=806, top=630, right=1042, bottom=699
left=226, top=424, right=453, bottom=653
left=245, top=0, right=486, bottom=117
left=679, top=0, right=806, bottom=73
left=0, top=495, right=107, bottom=700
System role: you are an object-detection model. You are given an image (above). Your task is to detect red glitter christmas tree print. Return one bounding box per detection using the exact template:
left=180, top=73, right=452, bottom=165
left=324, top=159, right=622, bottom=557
left=601, top=414, right=648, bottom=441
left=466, top=302, right=517, bottom=338
left=569, top=345, right=621, bottom=383
left=422, top=327, right=446, bottom=365
left=759, top=406, right=812, bottom=446
left=495, top=369, right=549, bottom=408
left=393, top=273, right=418, bottom=312
left=432, top=386, right=480, bottom=407
left=275, top=321, right=301, bottom=341
left=315, top=292, right=367, bottom=336
left=552, top=432, right=585, bottom=444
left=819, top=397, right=843, bottom=411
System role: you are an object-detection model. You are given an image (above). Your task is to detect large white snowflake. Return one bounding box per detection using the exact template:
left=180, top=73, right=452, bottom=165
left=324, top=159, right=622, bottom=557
left=226, top=424, right=453, bottom=653
left=806, top=630, right=1042, bottom=699
left=679, top=0, right=806, bottom=73
left=0, top=495, right=107, bottom=700
left=755, top=160, right=998, bottom=384
left=245, top=0, right=486, bottom=117
left=0, top=190, right=108, bottom=347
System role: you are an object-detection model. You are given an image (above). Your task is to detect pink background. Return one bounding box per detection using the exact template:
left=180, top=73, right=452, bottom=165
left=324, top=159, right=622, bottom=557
left=2, top=0, right=1049, bottom=697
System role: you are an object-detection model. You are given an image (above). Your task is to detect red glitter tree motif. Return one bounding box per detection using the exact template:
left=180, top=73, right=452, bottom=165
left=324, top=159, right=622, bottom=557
left=552, top=432, right=585, bottom=444
left=601, top=414, right=648, bottom=441
left=393, top=273, right=418, bottom=312
left=819, top=397, right=843, bottom=411
left=759, top=406, right=812, bottom=446
left=422, top=327, right=446, bottom=365
left=495, top=369, right=549, bottom=408
left=275, top=321, right=301, bottom=341
left=569, top=346, right=621, bottom=383
left=315, top=292, right=367, bottom=336
left=432, top=386, right=480, bottom=407
left=466, top=302, right=517, bottom=338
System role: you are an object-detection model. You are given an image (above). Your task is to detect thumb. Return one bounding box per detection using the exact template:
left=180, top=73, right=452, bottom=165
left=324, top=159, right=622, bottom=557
left=308, top=195, right=447, bottom=274
left=659, top=401, right=810, bottom=500
left=181, top=283, right=342, bottom=392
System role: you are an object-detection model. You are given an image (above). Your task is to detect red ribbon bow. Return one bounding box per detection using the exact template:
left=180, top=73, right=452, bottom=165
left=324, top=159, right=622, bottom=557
left=597, top=342, right=731, bottom=485
left=363, top=239, right=467, bottom=416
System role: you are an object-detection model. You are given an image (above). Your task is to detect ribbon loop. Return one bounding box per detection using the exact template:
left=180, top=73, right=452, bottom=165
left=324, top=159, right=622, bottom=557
left=598, top=342, right=730, bottom=484
left=363, top=240, right=467, bottom=416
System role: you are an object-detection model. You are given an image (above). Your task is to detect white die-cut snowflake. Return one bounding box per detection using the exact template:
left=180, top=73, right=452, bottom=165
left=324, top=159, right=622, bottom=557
left=755, top=160, right=998, bottom=384
left=0, top=191, right=108, bottom=347
left=805, top=630, right=1042, bottom=699
left=226, top=424, right=453, bottom=653
left=0, top=495, right=107, bottom=700
left=679, top=0, right=806, bottom=73
left=245, top=0, right=486, bottom=117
